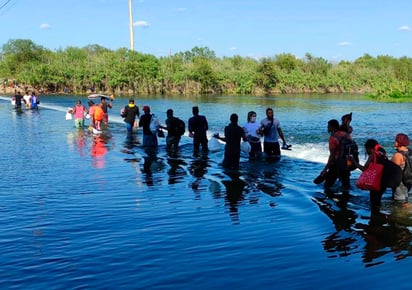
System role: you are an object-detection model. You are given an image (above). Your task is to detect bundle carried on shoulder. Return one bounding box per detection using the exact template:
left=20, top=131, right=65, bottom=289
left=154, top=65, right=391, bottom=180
left=150, top=114, right=160, bottom=135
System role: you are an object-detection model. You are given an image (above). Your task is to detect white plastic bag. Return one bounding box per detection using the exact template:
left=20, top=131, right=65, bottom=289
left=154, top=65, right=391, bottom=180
left=209, top=137, right=223, bottom=152
left=241, top=141, right=251, bottom=153
left=149, top=114, right=159, bottom=134
left=65, top=112, right=72, bottom=120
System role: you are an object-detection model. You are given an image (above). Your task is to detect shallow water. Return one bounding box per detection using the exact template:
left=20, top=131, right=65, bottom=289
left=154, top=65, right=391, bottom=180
left=1, top=94, right=412, bottom=289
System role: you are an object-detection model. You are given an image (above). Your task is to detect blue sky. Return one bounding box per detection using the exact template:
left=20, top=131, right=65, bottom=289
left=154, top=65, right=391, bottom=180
left=0, top=0, right=411, bottom=61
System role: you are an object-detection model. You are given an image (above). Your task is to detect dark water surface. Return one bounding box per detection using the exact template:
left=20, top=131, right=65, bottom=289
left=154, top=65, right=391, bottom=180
left=1, top=94, right=412, bottom=289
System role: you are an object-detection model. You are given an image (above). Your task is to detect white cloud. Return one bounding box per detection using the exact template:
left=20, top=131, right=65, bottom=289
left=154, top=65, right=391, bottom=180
left=229, top=46, right=237, bottom=51
left=134, top=21, right=149, bottom=28
left=176, top=7, right=187, bottom=12
left=398, top=25, right=410, bottom=31
left=338, top=41, right=352, bottom=47
left=40, top=23, right=51, bottom=29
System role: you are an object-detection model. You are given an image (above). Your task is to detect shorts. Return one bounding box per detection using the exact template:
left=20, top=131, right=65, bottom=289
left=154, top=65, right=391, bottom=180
left=74, top=118, right=85, bottom=128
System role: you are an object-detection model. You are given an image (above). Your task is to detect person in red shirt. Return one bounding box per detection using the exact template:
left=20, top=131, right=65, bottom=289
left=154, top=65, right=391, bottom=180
left=319, top=119, right=351, bottom=193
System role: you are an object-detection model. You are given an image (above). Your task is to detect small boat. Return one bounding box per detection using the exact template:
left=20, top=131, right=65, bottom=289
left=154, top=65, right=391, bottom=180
left=87, top=94, right=115, bottom=101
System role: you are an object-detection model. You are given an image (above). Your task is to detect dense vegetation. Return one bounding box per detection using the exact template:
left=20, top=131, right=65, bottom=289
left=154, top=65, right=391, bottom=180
left=1, top=39, right=412, bottom=100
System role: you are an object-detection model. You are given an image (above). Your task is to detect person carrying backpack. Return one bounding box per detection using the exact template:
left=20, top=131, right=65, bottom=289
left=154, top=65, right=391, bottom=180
left=391, top=133, right=411, bottom=202
left=160, top=109, right=185, bottom=151
left=138, top=106, right=158, bottom=148
left=316, top=119, right=352, bottom=193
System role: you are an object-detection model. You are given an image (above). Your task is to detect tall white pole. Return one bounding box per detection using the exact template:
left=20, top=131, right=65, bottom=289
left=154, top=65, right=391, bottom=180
left=129, top=0, right=134, bottom=51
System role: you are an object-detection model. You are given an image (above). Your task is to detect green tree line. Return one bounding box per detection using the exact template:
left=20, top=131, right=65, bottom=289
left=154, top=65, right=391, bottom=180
left=1, top=39, right=412, bottom=100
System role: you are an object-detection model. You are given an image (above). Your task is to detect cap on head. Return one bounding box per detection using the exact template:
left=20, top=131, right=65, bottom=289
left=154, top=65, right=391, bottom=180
left=143, top=105, right=150, bottom=112
left=396, top=133, right=410, bottom=147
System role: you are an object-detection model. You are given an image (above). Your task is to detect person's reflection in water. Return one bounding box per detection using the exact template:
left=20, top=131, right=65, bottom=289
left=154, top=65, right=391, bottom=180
left=75, top=130, right=86, bottom=157
left=90, top=133, right=110, bottom=169
left=222, top=171, right=246, bottom=224
left=166, top=150, right=187, bottom=185
left=122, top=133, right=143, bottom=179
left=243, top=162, right=282, bottom=201
left=141, top=147, right=165, bottom=187
left=189, top=155, right=209, bottom=198
left=313, top=192, right=412, bottom=266
left=312, top=193, right=358, bottom=256
left=356, top=208, right=412, bottom=265
left=122, top=132, right=140, bottom=156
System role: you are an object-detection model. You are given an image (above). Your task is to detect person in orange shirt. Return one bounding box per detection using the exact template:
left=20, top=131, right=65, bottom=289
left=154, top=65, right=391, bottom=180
left=93, top=103, right=104, bottom=131
left=87, top=100, right=96, bottom=130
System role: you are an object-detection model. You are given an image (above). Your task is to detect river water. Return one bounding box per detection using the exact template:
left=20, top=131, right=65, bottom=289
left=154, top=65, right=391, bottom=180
left=1, top=94, right=412, bottom=289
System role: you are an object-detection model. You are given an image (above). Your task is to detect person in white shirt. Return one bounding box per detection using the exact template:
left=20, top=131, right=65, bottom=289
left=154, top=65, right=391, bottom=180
left=23, top=91, right=31, bottom=109
left=243, top=111, right=262, bottom=160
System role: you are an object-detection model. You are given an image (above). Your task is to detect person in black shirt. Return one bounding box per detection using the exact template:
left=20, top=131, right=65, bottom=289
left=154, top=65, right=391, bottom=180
left=188, top=106, right=209, bottom=154
left=139, top=105, right=158, bottom=148
left=214, top=113, right=247, bottom=170
left=160, top=109, right=183, bottom=151
left=13, top=91, right=25, bottom=109
left=121, top=99, right=140, bottom=133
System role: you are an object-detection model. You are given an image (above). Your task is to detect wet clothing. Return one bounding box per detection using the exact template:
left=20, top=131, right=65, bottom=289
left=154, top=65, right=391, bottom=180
left=222, top=123, right=246, bottom=170
left=139, top=113, right=158, bottom=148
left=23, top=94, right=31, bottom=108
left=101, top=101, right=111, bottom=124
left=368, top=153, right=390, bottom=212
left=260, top=117, right=280, bottom=143
left=88, top=105, right=96, bottom=127
left=243, top=122, right=262, bottom=160
left=324, top=131, right=351, bottom=191
left=165, top=116, right=182, bottom=150
left=260, top=117, right=281, bottom=159
left=30, top=95, right=39, bottom=109
left=94, top=106, right=104, bottom=122
left=73, top=104, right=87, bottom=128
left=392, top=150, right=409, bottom=202
left=188, top=114, right=208, bottom=152
left=123, top=104, right=140, bottom=133
left=14, top=93, right=23, bottom=109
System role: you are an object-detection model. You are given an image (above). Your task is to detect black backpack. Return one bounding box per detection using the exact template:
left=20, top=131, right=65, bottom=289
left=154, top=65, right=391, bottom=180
left=402, top=149, right=412, bottom=186
left=173, top=117, right=185, bottom=136
left=381, top=157, right=402, bottom=190
left=334, top=133, right=359, bottom=171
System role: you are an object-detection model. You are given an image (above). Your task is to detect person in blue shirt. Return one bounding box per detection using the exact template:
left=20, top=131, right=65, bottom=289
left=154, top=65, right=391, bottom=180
left=30, top=91, right=39, bottom=109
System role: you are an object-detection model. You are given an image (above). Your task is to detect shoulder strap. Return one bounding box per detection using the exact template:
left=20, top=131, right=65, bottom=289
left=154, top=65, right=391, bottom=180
left=332, top=133, right=342, bottom=143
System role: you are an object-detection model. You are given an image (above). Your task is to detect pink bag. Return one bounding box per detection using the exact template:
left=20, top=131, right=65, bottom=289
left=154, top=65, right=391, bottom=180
left=356, top=155, right=384, bottom=191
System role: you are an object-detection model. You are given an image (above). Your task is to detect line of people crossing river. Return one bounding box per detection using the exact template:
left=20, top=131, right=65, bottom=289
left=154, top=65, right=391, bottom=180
left=64, top=96, right=412, bottom=214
